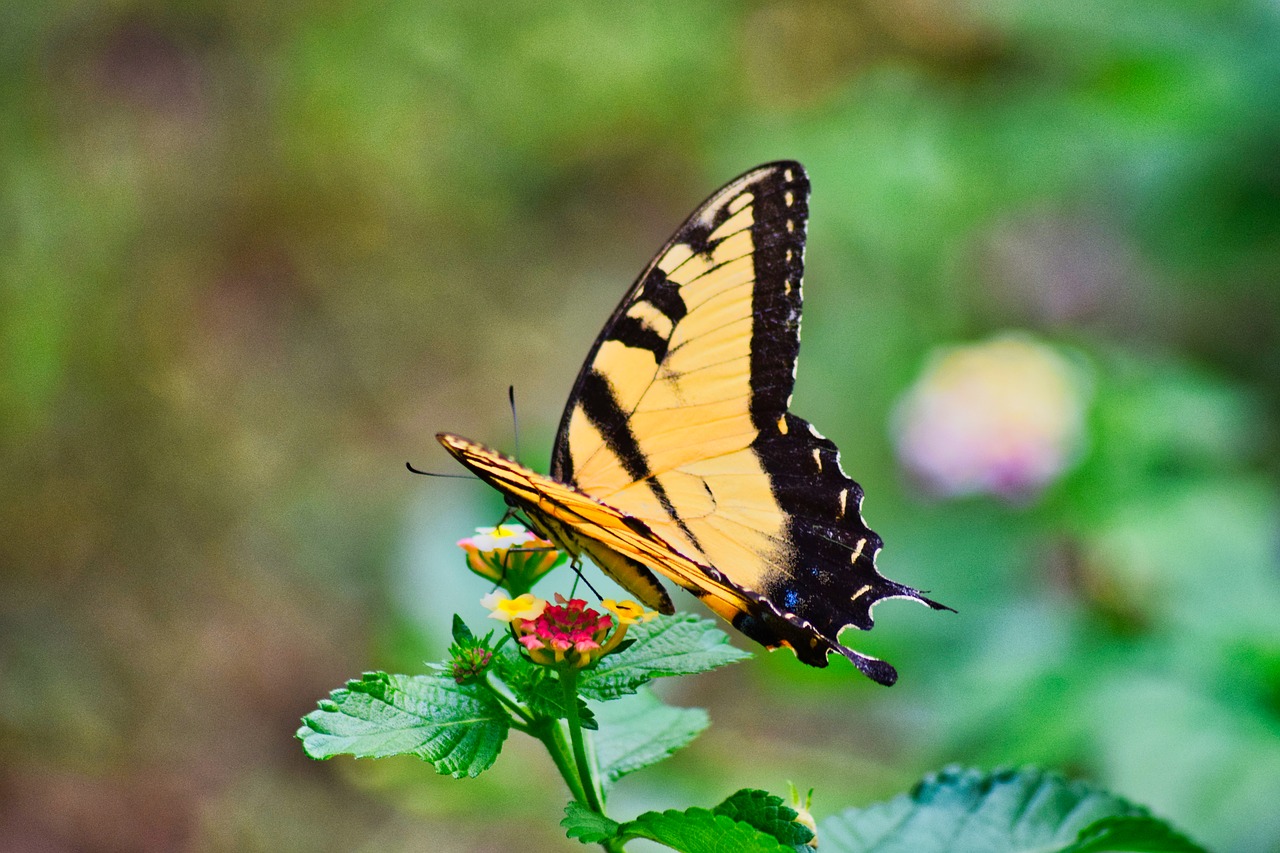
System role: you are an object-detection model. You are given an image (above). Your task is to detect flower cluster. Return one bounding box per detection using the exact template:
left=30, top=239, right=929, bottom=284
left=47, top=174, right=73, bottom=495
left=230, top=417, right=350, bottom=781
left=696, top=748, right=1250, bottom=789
left=482, top=592, right=656, bottom=668
left=448, top=646, right=493, bottom=684
left=892, top=333, right=1090, bottom=500
left=457, top=524, right=564, bottom=596
left=444, top=621, right=497, bottom=684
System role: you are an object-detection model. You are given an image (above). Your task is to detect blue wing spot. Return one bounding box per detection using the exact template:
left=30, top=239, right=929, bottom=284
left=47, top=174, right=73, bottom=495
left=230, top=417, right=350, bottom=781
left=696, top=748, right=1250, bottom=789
left=783, top=589, right=800, bottom=611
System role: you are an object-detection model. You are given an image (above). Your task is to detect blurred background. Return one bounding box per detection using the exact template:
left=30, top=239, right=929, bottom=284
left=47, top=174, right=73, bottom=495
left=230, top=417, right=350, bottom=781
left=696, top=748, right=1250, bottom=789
left=3, top=1, right=1279, bottom=850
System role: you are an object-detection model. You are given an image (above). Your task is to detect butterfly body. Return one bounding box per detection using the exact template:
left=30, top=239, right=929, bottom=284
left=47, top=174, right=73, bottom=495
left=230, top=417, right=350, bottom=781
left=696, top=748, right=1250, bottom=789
left=439, top=162, right=947, bottom=685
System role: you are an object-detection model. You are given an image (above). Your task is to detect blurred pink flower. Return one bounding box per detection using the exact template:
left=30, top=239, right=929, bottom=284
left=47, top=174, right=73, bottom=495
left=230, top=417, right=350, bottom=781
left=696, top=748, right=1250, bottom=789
left=892, top=334, right=1090, bottom=499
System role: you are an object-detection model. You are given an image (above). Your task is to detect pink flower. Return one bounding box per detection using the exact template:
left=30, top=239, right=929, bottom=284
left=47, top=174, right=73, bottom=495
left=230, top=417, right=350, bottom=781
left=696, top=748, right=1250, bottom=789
left=509, top=594, right=621, bottom=668
left=892, top=334, right=1090, bottom=500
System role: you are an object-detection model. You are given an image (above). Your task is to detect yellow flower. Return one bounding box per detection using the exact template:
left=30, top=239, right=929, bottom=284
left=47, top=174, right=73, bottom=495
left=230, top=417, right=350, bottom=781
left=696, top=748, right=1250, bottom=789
left=481, top=591, right=548, bottom=623
left=602, top=599, right=658, bottom=625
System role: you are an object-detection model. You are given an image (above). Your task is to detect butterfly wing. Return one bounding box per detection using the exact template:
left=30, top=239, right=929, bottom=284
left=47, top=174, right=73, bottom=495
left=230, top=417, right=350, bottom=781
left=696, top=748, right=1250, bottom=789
left=439, top=432, right=852, bottom=672
left=549, top=161, right=947, bottom=683
left=439, top=432, right=676, bottom=614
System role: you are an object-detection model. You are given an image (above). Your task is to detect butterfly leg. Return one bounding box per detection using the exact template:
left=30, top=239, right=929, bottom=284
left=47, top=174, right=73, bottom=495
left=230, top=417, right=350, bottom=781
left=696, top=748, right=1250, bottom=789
left=565, top=554, right=606, bottom=604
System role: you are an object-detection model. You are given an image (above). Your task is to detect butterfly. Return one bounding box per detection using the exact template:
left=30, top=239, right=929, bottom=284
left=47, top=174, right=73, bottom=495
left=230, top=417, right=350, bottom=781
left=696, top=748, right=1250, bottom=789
left=438, top=161, right=948, bottom=685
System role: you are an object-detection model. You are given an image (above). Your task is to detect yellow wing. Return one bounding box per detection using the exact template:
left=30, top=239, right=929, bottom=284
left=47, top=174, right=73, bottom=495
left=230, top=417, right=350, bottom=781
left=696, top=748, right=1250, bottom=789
left=441, top=162, right=948, bottom=685
left=546, top=161, right=948, bottom=683
left=551, top=163, right=793, bottom=585
left=440, top=435, right=736, bottom=615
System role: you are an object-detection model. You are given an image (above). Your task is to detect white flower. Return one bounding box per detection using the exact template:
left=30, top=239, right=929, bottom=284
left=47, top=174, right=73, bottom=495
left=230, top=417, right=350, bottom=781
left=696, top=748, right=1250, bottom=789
left=464, top=524, right=537, bottom=552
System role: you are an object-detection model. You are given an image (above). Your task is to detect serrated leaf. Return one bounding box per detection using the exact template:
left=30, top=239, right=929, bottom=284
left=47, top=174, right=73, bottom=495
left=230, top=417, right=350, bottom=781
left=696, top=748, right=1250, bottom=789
left=562, top=801, right=622, bottom=844
left=621, top=807, right=796, bottom=853
left=297, top=672, right=509, bottom=778
left=578, top=614, right=751, bottom=700
left=577, top=698, right=598, bottom=731
left=1064, top=815, right=1207, bottom=853
left=493, top=649, right=559, bottom=712
left=591, top=688, right=708, bottom=787
left=714, top=788, right=814, bottom=848
left=819, top=767, right=1159, bottom=853
left=451, top=614, right=474, bottom=644
left=491, top=652, right=597, bottom=728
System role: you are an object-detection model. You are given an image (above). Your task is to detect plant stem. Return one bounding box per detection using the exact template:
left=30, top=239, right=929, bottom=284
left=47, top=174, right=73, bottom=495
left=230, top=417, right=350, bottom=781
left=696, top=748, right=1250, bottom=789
left=561, top=669, right=624, bottom=853
left=535, top=720, right=590, bottom=807
left=561, top=669, right=606, bottom=813
left=483, top=672, right=535, bottom=730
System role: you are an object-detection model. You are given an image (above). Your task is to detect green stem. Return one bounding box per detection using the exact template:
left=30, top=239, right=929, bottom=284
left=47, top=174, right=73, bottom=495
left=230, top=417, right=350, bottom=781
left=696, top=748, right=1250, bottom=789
left=483, top=672, right=535, bottom=730
left=483, top=672, right=582, bottom=799
left=561, top=669, right=625, bottom=853
left=535, top=719, right=590, bottom=807
left=561, top=669, right=606, bottom=813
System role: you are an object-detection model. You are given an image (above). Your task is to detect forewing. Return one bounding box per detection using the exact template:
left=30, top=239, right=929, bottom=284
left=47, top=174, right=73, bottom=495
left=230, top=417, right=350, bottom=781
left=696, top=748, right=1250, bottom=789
left=546, top=162, right=947, bottom=680
left=550, top=162, right=804, bottom=562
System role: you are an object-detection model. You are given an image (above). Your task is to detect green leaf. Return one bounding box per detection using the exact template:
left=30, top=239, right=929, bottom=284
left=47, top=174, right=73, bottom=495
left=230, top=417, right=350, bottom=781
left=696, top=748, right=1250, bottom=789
left=491, top=651, right=597, bottom=728
left=818, top=766, right=1177, bottom=853
left=575, top=696, right=599, bottom=731
left=450, top=614, right=474, bottom=644
left=297, top=671, right=509, bottom=778
left=578, top=614, right=752, bottom=700
left=562, top=801, right=621, bottom=845
left=1064, top=815, right=1207, bottom=853
left=590, top=688, right=708, bottom=787
left=714, top=788, right=814, bottom=848
left=620, top=807, right=797, bottom=853
left=492, top=648, right=557, bottom=712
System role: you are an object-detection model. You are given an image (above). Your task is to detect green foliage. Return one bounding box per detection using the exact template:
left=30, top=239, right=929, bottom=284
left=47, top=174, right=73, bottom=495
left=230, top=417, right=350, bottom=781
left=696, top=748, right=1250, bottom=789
left=577, top=614, right=752, bottom=700
left=562, top=802, right=622, bottom=845
left=590, top=688, right=708, bottom=786
left=296, top=672, right=509, bottom=778
left=564, top=794, right=808, bottom=852
left=493, top=648, right=598, bottom=730
left=297, top=608, right=1207, bottom=853
left=818, top=767, right=1205, bottom=853
left=619, top=807, right=799, bottom=853
left=712, top=789, right=815, bottom=849
left=298, top=612, right=737, bottom=794
left=1065, top=816, right=1206, bottom=853
left=563, top=769, right=1207, bottom=852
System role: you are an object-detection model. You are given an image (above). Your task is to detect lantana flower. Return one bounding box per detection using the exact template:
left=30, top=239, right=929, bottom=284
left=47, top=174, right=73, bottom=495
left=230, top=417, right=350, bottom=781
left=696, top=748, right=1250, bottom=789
left=447, top=645, right=493, bottom=684
left=481, top=591, right=548, bottom=623
left=458, top=524, right=564, bottom=596
left=892, top=333, right=1090, bottom=500
left=484, top=593, right=655, bottom=668
left=603, top=599, right=659, bottom=625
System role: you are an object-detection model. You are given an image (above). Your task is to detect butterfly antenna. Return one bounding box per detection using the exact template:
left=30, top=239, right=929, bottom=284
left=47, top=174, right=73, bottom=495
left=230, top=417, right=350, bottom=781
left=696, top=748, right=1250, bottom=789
left=508, top=384, right=522, bottom=463
left=405, top=461, right=474, bottom=479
